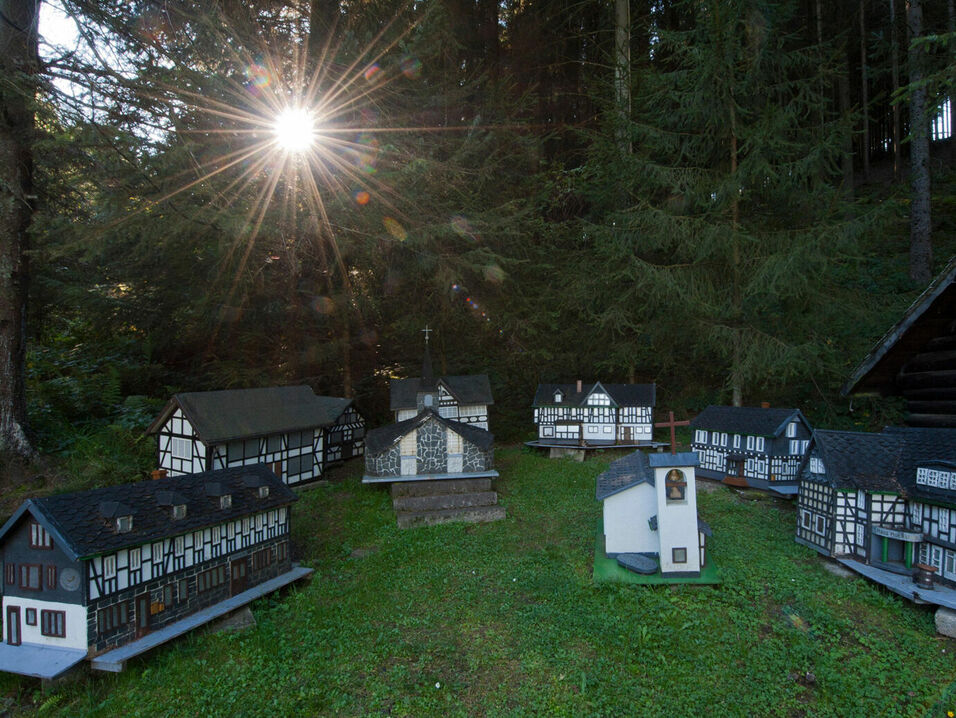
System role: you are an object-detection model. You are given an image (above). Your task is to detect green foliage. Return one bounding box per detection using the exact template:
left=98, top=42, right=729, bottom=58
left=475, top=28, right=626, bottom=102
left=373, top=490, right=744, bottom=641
left=15, top=449, right=956, bottom=716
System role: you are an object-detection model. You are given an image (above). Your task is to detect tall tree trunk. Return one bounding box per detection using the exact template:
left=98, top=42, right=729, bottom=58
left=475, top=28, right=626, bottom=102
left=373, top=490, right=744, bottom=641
left=0, top=0, right=38, bottom=458
left=614, top=0, right=632, bottom=158
left=907, top=0, right=932, bottom=283
left=839, top=70, right=854, bottom=198
left=890, top=0, right=902, bottom=181
left=859, top=0, right=870, bottom=180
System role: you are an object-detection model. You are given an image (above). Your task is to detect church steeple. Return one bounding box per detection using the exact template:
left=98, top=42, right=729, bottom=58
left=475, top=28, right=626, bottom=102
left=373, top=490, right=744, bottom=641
left=417, top=325, right=438, bottom=411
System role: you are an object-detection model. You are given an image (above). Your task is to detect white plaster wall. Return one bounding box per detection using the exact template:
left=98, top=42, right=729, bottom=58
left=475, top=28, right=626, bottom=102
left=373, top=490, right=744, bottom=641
left=2, top=597, right=87, bottom=650
left=603, top=483, right=657, bottom=555
left=655, top=465, right=701, bottom=574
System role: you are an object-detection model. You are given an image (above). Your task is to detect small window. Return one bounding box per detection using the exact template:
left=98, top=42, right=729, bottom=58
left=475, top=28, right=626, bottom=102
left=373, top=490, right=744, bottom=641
left=733, top=434, right=741, bottom=449
left=242, top=517, right=251, bottom=533
left=103, top=555, right=117, bottom=579
left=178, top=578, right=188, bottom=600
left=172, top=504, right=186, bottom=520
left=194, top=530, right=203, bottom=548
left=171, top=437, right=192, bottom=460
left=672, top=547, right=687, bottom=564
left=746, top=436, right=755, bottom=451
left=162, top=585, right=173, bottom=606
left=786, top=422, right=797, bottom=438
left=129, top=547, right=141, bottom=570
left=46, top=565, right=56, bottom=589
left=4, top=563, right=14, bottom=585
left=174, top=536, right=184, bottom=556
left=801, top=510, right=812, bottom=529
left=25, top=608, right=36, bottom=626
left=19, top=564, right=40, bottom=590
left=554, top=392, right=563, bottom=403
left=257, top=486, right=270, bottom=499
left=40, top=610, right=66, bottom=638
left=116, top=515, right=133, bottom=533
left=266, top=435, right=282, bottom=453
left=152, top=542, right=163, bottom=564
left=212, top=525, right=221, bottom=543
left=665, top=469, right=687, bottom=503
left=815, top=516, right=826, bottom=535
left=220, top=494, right=232, bottom=510
left=98, top=602, right=129, bottom=634
left=227, top=441, right=243, bottom=463
left=447, top=430, right=463, bottom=455
left=256, top=513, right=264, bottom=530
left=30, top=523, right=53, bottom=549
left=756, top=437, right=765, bottom=452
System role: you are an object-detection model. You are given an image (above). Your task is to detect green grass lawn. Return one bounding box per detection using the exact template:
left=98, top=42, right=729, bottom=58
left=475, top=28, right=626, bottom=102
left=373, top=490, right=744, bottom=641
left=5, top=446, right=956, bottom=716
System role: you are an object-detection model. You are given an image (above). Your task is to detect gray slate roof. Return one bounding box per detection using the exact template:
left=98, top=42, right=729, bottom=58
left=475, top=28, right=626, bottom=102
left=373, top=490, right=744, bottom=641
left=390, top=375, right=494, bottom=411
left=533, top=382, right=656, bottom=408
left=649, top=452, right=700, bottom=468
left=803, top=430, right=905, bottom=492
left=689, top=405, right=808, bottom=437
left=365, top=409, right=494, bottom=455
left=0, top=465, right=296, bottom=561
left=595, top=451, right=654, bottom=500
left=146, top=386, right=354, bottom=443
left=885, top=426, right=956, bottom=501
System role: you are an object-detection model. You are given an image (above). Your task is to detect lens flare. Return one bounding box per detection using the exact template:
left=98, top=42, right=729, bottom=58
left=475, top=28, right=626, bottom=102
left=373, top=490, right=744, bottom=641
left=383, top=217, right=407, bottom=241
left=363, top=63, right=382, bottom=82
left=400, top=55, right=422, bottom=79
left=354, top=190, right=370, bottom=205
left=244, top=62, right=270, bottom=90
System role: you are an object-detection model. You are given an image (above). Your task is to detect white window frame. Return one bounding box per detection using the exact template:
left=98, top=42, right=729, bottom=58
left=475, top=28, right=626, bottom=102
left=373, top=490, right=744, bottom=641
left=103, top=555, right=117, bottom=579
left=786, top=422, right=797, bottom=438
left=129, top=547, right=141, bottom=570
left=174, top=536, right=184, bottom=556
left=171, top=437, right=192, bottom=460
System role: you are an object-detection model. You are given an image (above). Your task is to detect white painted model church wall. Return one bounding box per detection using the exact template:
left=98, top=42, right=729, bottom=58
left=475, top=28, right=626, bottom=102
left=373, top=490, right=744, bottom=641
left=1, top=597, right=87, bottom=650
left=654, top=465, right=701, bottom=575
left=603, top=483, right=657, bottom=555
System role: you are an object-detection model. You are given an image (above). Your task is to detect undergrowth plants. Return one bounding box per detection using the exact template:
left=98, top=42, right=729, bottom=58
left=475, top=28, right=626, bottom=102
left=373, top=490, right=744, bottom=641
left=8, top=447, right=956, bottom=716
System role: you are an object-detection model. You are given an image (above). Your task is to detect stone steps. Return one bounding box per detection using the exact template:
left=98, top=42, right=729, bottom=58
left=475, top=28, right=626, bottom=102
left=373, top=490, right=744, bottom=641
left=390, top=478, right=505, bottom=528
left=393, top=491, right=499, bottom=513
left=391, top=478, right=493, bottom=497
left=396, top=505, right=507, bottom=529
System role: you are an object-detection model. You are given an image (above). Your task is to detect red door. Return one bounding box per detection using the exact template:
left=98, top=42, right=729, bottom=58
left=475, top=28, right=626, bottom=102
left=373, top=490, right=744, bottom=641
left=230, top=558, right=248, bottom=596
left=5, top=606, right=19, bottom=646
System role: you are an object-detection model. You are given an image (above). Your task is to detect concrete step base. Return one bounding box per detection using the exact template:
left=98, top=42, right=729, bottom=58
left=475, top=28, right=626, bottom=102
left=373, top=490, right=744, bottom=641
left=393, top=491, right=499, bottom=513
left=396, top=504, right=507, bottom=529
left=391, top=478, right=493, bottom=497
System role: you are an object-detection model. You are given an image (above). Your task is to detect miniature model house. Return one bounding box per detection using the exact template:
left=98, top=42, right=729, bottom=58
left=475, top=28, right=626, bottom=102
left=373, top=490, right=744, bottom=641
left=532, top=381, right=656, bottom=445
left=363, top=409, right=496, bottom=483
left=797, top=426, right=956, bottom=599
left=147, top=386, right=366, bottom=486
left=0, top=466, right=309, bottom=679
left=596, top=451, right=710, bottom=577
left=390, top=345, right=493, bottom=429
left=689, top=405, right=812, bottom=495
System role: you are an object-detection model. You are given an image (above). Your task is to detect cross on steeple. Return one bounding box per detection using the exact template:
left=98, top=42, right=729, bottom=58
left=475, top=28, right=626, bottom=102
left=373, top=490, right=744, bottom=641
left=422, top=325, right=432, bottom=345
left=654, top=411, right=691, bottom=455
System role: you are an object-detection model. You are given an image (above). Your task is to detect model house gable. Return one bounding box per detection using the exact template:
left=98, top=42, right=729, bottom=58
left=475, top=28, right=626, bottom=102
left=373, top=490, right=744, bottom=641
left=533, top=382, right=656, bottom=446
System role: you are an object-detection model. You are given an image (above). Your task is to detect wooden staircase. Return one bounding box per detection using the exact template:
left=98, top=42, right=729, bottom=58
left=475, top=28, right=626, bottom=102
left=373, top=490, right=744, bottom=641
left=391, top=478, right=506, bottom=528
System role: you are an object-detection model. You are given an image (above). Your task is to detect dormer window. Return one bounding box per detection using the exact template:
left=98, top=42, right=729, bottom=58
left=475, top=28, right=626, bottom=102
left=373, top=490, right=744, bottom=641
left=258, top=486, right=270, bottom=499
left=554, top=391, right=563, bottom=403
left=172, top=504, right=187, bottom=520
left=116, top=515, right=133, bottom=533
left=220, top=494, right=232, bottom=510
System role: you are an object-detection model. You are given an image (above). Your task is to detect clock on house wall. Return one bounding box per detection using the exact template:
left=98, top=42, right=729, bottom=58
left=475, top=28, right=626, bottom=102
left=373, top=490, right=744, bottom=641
left=59, top=568, right=80, bottom=591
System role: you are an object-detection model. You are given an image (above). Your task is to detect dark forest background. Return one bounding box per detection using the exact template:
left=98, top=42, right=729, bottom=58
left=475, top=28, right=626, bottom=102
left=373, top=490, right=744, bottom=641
left=5, top=0, right=956, bottom=480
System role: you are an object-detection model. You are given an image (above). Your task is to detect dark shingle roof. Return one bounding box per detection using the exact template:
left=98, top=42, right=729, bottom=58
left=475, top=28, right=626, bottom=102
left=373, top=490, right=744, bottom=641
left=365, top=409, right=494, bottom=455
left=0, top=465, right=296, bottom=560
left=804, top=430, right=904, bottom=492
left=533, top=382, right=656, bottom=408
left=390, top=375, right=494, bottom=411
left=885, top=426, right=956, bottom=501
left=595, top=451, right=654, bottom=501
left=689, top=405, right=808, bottom=437
left=146, top=386, right=354, bottom=443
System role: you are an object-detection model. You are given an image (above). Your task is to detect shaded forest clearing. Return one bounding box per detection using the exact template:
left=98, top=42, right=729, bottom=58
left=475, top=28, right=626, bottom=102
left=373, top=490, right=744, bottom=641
left=2, top=448, right=954, bottom=717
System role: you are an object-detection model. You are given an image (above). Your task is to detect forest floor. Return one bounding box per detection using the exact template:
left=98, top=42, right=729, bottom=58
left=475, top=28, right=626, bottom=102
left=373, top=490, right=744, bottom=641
left=3, top=445, right=956, bottom=717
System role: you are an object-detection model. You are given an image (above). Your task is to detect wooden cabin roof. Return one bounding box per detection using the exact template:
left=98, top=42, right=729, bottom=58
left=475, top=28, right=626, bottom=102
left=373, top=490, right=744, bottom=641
left=0, top=465, right=296, bottom=561
left=689, top=405, right=808, bottom=437
left=146, top=386, right=354, bottom=443
left=843, top=257, right=956, bottom=427
left=365, top=409, right=494, bottom=455
left=389, top=375, right=493, bottom=411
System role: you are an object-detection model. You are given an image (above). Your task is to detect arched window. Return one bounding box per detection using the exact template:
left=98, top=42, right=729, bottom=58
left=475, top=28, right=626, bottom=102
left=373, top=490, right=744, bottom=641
left=665, top=469, right=687, bottom=502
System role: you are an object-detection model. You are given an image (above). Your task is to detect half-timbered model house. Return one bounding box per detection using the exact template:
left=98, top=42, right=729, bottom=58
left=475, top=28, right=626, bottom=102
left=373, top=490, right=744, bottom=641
left=595, top=451, right=712, bottom=580
left=796, top=426, right=956, bottom=606
left=362, top=403, right=505, bottom=527
left=390, top=341, right=493, bottom=430
left=843, top=256, right=956, bottom=428
left=0, top=466, right=311, bottom=679
left=532, top=381, right=656, bottom=446
left=146, top=386, right=366, bottom=486
left=689, top=405, right=813, bottom=495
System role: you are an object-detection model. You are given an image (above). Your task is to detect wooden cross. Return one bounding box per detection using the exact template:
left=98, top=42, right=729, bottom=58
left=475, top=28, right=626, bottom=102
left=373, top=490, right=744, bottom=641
left=654, top=411, right=690, bottom=455
left=421, top=325, right=432, bottom=345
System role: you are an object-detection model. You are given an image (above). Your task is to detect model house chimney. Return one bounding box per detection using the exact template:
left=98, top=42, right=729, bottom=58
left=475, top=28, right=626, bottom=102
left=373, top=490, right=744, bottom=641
left=576, top=379, right=582, bottom=393
left=760, top=401, right=770, bottom=409
left=151, top=469, right=168, bottom=481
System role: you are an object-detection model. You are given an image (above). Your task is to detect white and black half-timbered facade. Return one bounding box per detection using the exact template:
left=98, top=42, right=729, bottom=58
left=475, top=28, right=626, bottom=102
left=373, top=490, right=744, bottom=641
left=532, top=381, right=656, bottom=446
left=797, top=427, right=956, bottom=591
left=0, top=466, right=304, bottom=678
left=147, top=386, right=366, bottom=486
left=689, top=405, right=812, bottom=495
